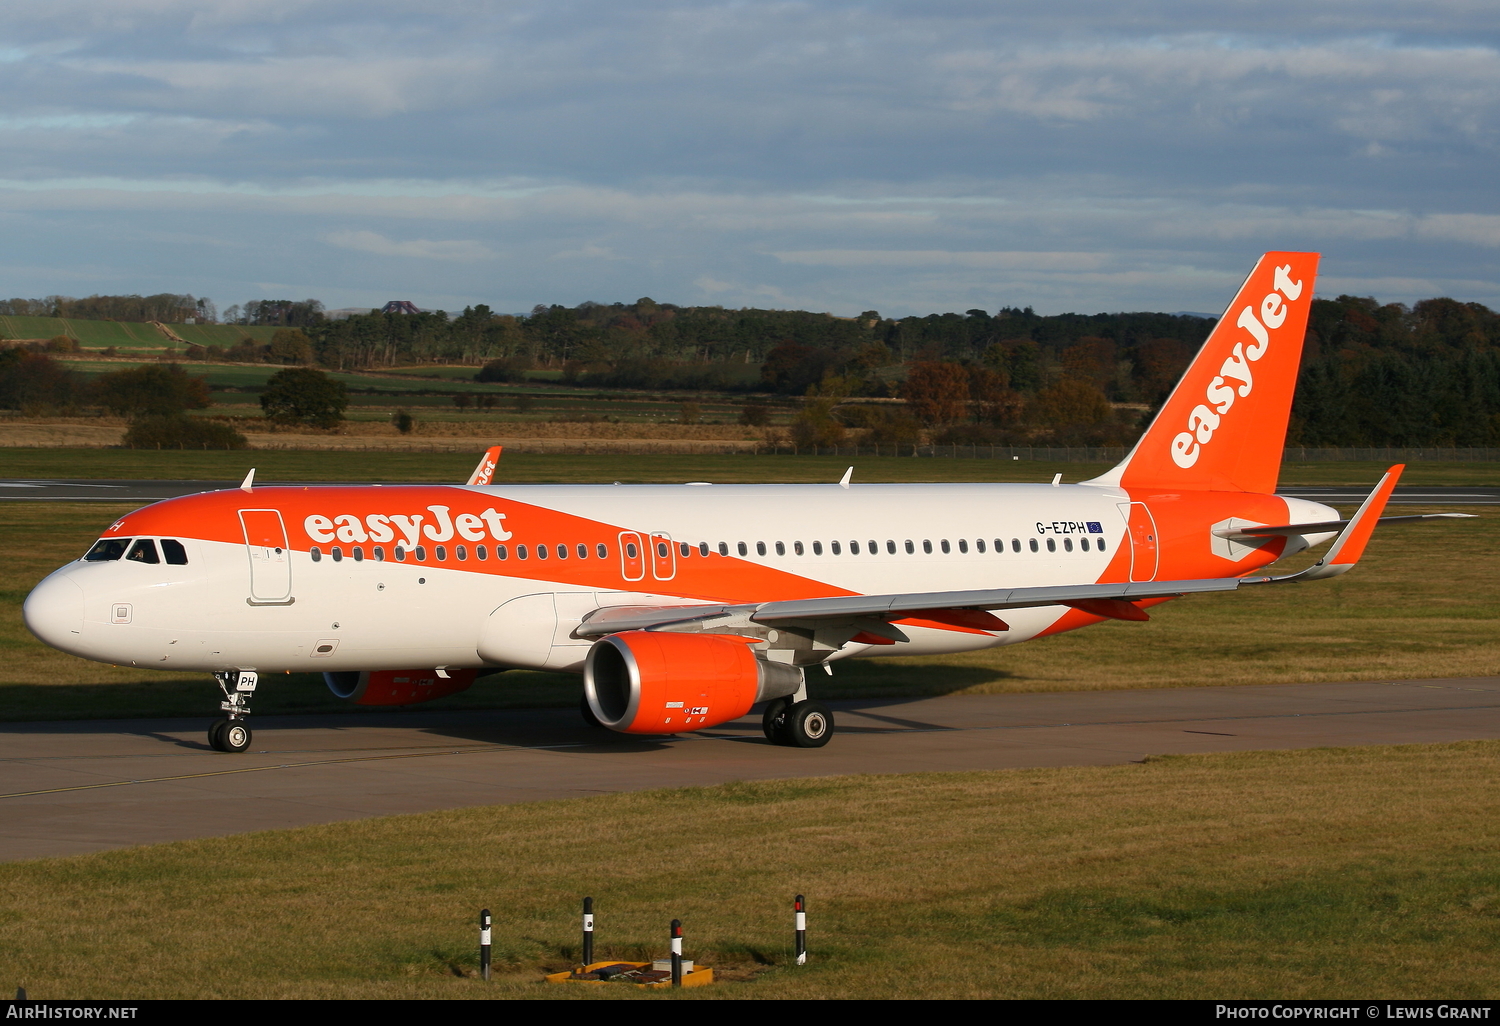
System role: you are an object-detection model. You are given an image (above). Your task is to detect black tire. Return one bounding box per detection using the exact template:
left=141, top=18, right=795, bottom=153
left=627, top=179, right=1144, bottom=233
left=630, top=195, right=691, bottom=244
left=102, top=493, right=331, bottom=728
left=220, top=720, right=252, bottom=753
left=781, top=700, right=834, bottom=748
left=579, top=693, right=605, bottom=729
left=761, top=698, right=791, bottom=742
left=207, top=719, right=228, bottom=751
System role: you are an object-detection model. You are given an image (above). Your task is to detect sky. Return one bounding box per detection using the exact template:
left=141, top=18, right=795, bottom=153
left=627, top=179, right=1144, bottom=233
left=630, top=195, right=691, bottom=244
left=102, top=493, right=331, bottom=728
left=2, top=1, right=1499, bottom=319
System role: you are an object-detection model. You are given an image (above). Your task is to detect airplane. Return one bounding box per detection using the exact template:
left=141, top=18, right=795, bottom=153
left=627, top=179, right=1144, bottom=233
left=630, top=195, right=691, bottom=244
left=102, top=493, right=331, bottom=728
left=23, top=252, right=1468, bottom=753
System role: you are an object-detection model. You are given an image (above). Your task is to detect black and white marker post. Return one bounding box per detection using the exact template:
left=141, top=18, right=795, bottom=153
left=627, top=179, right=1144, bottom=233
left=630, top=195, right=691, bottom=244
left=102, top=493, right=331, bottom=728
left=582, top=897, right=594, bottom=967
left=795, top=894, right=807, bottom=965
left=479, top=908, right=492, bottom=981
left=670, top=919, right=683, bottom=987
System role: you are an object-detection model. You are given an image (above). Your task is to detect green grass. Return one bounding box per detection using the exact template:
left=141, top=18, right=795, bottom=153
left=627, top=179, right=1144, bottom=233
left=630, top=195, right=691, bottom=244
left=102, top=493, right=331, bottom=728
left=0, top=315, right=279, bottom=348
left=4, top=742, right=1499, bottom=998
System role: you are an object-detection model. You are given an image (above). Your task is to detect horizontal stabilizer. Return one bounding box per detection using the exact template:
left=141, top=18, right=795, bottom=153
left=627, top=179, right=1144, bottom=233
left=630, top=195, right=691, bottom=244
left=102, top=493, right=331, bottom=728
left=1216, top=512, right=1473, bottom=541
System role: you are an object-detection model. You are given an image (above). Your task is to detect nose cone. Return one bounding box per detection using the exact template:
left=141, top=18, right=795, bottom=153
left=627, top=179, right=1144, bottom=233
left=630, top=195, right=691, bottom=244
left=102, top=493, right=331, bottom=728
left=24, top=573, right=85, bottom=652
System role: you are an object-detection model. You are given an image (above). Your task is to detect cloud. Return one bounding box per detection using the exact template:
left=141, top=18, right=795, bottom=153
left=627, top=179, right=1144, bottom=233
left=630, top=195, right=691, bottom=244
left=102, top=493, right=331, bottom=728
left=773, top=250, right=1111, bottom=270
left=323, top=229, right=491, bottom=261
left=0, top=3, right=1497, bottom=314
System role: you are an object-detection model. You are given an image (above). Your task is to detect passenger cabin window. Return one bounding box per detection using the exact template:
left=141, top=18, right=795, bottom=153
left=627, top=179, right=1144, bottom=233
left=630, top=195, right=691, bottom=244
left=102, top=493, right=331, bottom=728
left=699, top=542, right=710, bottom=557
left=867, top=540, right=877, bottom=554
left=886, top=540, right=896, bottom=554
left=775, top=541, right=785, bottom=556
left=1063, top=538, right=1073, bottom=552
left=1046, top=538, right=1056, bottom=552
left=415, top=545, right=428, bottom=561
left=1012, top=538, right=1021, bottom=552
left=312, top=546, right=323, bottom=562
left=922, top=540, right=933, bottom=554
left=126, top=539, right=159, bottom=564
left=596, top=543, right=608, bottom=559
left=756, top=542, right=767, bottom=556
left=374, top=546, right=386, bottom=561
left=535, top=545, right=546, bottom=560
left=958, top=539, right=968, bottom=554
left=976, top=539, right=986, bottom=554
left=456, top=545, right=467, bottom=560
left=831, top=541, right=841, bottom=555
left=1097, top=538, right=1107, bottom=552
left=477, top=545, right=488, bottom=560
left=850, top=541, right=860, bottom=555
left=1081, top=538, right=1090, bottom=552
left=85, top=538, right=131, bottom=561
left=332, top=546, right=344, bottom=562
left=1028, top=538, right=1039, bottom=552
left=904, top=540, right=914, bottom=554
left=940, top=539, right=951, bottom=554
left=578, top=544, right=589, bottom=559
left=812, top=541, right=823, bottom=555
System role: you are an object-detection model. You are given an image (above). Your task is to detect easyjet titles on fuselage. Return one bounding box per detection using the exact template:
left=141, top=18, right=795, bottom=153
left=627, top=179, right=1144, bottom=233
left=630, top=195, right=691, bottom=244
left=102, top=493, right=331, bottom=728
left=303, top=505, right=514, bottom=548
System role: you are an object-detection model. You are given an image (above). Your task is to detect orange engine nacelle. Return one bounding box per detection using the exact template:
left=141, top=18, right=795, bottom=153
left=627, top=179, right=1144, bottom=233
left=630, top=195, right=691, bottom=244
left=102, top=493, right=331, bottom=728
left=323, top=669, right=478, bottom=706
left=584, top=632, right=804, bottom=734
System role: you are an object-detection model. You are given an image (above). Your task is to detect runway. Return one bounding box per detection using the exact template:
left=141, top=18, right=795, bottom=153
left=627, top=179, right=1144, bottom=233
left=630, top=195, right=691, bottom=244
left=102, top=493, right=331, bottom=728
left=3, top=479, right=1499, bottom=504
left=4, top=677, right=1498, bottom=862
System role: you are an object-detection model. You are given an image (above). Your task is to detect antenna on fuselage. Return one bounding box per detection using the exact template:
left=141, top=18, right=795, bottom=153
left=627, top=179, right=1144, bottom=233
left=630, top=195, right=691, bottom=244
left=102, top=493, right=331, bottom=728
left=839, top=466, right=853, bottom=489
left=1051, top=473, right=1062, bottom=487
left=240, top=468, right=255, bottom=493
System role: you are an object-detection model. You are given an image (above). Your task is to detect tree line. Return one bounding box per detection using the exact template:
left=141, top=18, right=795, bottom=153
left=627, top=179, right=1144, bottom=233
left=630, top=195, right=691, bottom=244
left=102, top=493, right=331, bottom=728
left=6, top=288, right=1500, bottom=447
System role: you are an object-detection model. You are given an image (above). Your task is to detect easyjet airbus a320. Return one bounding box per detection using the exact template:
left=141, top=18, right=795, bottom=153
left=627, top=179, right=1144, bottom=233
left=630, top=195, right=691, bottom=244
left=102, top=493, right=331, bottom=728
left=25, top=253, right=1462, bottom=752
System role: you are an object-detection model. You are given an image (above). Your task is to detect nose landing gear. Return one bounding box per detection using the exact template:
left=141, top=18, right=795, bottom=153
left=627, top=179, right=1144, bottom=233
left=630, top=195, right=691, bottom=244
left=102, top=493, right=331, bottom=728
left=209, top=671, right=257, bottom=753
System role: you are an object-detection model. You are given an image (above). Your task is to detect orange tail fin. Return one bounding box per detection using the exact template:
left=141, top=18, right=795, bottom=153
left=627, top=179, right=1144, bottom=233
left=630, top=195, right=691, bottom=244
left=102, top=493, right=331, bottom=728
left=465, top=445, right=503, bottom=486
left=1088, top=252, right=1320, bottom=495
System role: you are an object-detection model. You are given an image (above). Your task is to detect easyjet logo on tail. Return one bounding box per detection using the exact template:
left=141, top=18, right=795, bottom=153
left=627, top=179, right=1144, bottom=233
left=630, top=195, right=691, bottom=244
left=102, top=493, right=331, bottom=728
left=1170, top=265, right=1304, bottom=469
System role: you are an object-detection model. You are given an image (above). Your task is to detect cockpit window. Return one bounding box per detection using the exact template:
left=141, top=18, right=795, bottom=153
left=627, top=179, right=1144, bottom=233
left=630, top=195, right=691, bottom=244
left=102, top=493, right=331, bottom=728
left=126, top=539, right=160, bottom=564
left=161, top=539, right=189, bottom=565
left=84, top=538, right=131, bottom=561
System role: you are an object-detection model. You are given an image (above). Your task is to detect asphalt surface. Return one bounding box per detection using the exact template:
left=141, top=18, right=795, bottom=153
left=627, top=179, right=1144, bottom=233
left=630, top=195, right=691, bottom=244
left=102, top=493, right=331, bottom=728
left=3, top=479, right=1500, bottom=504
left=4, top=677, right=1498, bottom=862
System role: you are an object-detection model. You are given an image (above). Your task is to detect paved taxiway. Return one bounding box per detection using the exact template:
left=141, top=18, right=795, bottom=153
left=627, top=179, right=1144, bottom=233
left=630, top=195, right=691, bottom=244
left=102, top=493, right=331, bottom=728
left=3, top=677, right=1498, bottom=862
left=3, top=479, right=1500, bottom=504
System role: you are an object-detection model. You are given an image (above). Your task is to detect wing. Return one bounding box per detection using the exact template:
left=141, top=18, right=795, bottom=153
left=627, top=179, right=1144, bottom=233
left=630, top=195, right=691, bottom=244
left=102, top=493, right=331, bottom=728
left=575, top=465, right=1415, bottom=639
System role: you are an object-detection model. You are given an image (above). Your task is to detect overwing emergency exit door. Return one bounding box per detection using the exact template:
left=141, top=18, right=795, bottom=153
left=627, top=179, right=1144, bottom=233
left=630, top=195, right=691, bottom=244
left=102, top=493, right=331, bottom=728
left=239, top=509, right=292, bottom=604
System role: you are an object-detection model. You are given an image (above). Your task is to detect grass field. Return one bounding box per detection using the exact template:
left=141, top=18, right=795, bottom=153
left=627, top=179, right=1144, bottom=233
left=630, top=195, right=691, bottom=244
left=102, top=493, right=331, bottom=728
left=4, top=741, right=1499, bottom=999
left=3, top=493, right=1492, bottom=721
left=0, top=316, right=278, bottom=348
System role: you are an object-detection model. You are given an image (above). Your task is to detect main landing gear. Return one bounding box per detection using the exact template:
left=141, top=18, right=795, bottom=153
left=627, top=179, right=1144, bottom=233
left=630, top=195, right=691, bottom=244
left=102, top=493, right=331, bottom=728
left=762, top=695, right=835, bottom=748
left=209, top=671, right=257, bottom=753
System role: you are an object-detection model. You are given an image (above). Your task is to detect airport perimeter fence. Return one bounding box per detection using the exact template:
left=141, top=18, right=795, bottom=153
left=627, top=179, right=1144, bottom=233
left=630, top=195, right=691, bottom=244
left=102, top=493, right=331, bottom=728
left=753, top=444, right=1500, bottom=462
left=233, top=441, right=1500, bottom=460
